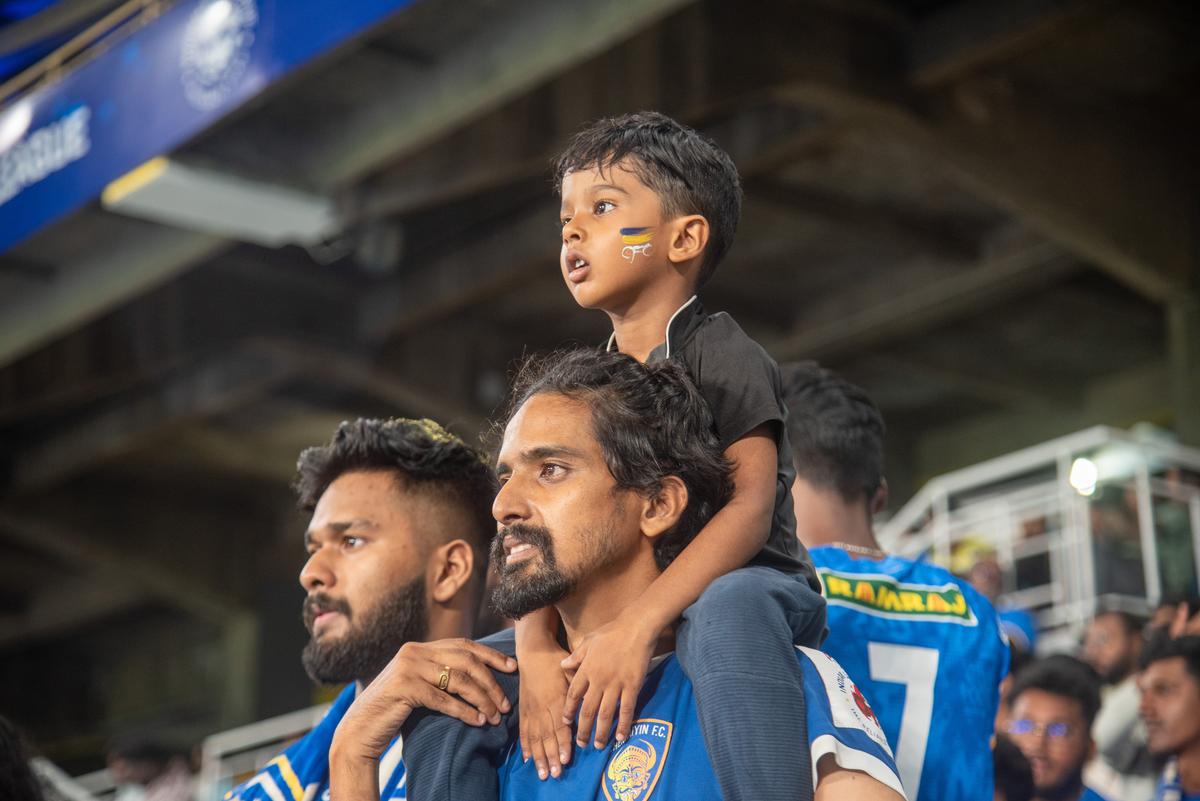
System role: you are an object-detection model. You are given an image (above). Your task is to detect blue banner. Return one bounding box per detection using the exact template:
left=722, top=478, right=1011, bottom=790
left=0, top=0, right=418, bottom=253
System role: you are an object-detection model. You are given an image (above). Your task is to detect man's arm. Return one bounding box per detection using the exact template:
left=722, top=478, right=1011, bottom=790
left=815, top=755, right=906, bottom=801
left=328, top=637, right=515, bottom=801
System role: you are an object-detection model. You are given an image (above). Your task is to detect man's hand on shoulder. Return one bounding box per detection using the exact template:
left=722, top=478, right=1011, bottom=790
left=330, top=638, right=516, bottom=799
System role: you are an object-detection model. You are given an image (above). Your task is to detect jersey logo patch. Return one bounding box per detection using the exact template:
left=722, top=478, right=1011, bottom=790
left=818, top=568, right=978, bottom=625
left=800, top=647, right=892, bottom=752
left=603, top=719, right=672, bottom=801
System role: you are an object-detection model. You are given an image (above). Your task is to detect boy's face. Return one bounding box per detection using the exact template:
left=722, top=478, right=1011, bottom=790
left=559, top=161, right=673, bottom=313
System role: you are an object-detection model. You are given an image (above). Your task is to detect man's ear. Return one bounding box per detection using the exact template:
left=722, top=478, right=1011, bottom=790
left=641, top=476, right=689, bottom=540
left=870, top=479, right=889, bottom=516
left=666, top=215, right=709, bottom=267
left=428, top=538, right=475, bottom=605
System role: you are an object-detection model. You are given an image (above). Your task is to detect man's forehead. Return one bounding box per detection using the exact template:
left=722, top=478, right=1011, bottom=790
left=1012, top=688, right=1083, bottom=720
left=499, top=394, right=596, bottom=459
left=308, top=470, right=428, bottom=530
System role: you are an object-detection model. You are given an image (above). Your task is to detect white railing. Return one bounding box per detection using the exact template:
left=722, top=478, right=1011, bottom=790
left=879, top=426, right=1200, bottom=646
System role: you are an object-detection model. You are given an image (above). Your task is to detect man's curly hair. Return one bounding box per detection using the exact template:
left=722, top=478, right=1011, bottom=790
left=293, top=418, right=496, bottom=575
left=503, top=349, right=733, bottom=570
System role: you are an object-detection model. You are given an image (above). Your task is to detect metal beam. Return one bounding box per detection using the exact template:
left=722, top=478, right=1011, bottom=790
left=763, top=239, right=1078, bottom=361
left=908, top=0, right=1086, bottom=87
left=0, top=223, right=224, bottom=368
left=0, top=513, right=240, bottom=623
left=304, top=0, right=697, bottom=188
left=6, top=343, right=301, bottom=492
left=0, top=575, right=144, bottom=648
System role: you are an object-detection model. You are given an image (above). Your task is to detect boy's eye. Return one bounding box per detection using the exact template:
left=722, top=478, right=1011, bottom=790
left=593, top=200, right=614, bottom=215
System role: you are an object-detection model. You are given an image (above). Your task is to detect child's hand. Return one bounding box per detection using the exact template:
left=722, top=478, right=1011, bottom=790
left=561, top=611, right=658, bottom=749
left=518, top=642, right=575, bottom=781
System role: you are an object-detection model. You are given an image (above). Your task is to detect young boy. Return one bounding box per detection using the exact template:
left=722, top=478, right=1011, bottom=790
left=515, top=112, right=827, bottom=801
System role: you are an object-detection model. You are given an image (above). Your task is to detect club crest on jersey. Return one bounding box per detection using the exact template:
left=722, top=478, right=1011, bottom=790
left=818, top=568, right=978, bottom=625
left=603, top=719, right=672, bottom=801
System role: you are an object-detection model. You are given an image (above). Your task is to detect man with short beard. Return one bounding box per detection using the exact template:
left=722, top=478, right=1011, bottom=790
left=227, top=417, right=500, bottom=801
left=330, top=350, right=905, bottom=801
left=1139, top=635, right=1200, bottom=801
left=1005, top=656, right=1113, bottom=801
left=1080, top=604, right=1153, bottom=800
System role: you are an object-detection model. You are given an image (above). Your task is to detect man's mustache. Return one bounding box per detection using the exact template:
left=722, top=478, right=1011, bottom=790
left=491, top=522, right=555, bottom=572
left=301, top=591, right=351, bottom=632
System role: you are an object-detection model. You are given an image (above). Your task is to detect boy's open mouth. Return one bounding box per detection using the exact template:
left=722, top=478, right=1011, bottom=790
left=565, top=250, right=589, bottom=282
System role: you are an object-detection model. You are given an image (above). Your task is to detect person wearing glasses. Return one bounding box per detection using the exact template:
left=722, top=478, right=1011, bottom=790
left=1005, top=656, right=1113, bottom=801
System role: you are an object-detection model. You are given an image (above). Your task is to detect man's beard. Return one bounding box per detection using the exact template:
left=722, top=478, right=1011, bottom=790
left=1099, top=654, right=1134, bottom=685
left=489, top=516, right=619, bottom=620
left=1033, top=767, right=1085, bottom=801
left=300, top=575, right=427, bottom=685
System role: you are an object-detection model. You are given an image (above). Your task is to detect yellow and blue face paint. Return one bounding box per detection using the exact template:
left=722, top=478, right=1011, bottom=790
left=620, top=227, right=654, bottom=262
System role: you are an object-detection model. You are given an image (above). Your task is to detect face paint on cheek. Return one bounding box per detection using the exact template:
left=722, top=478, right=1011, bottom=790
left=620, top=227, right=653, bottom=262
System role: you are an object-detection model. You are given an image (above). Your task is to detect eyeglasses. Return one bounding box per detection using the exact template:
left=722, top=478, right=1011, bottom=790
left=1005, top=719, right=1073, bottom=739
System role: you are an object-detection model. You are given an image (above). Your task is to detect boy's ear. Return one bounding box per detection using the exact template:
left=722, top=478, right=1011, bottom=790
left=640, top=475, right=689, bottom=540
left=666, top=215, right=709, bottom=267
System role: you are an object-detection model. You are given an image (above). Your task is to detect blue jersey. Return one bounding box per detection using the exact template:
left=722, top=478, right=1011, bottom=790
left=499, top=647, right=903, bottom=800
left=226, top=684, right=406, bottom=801
left=811, top=546, right=1008, bottom=801
left=1079, top=786, right=1114, bottom=801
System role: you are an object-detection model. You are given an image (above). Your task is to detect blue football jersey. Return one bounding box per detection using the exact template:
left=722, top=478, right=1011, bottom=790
left=499, top=647, right=904, bottom=800
left=810, top=546, right=1008, bottom=801
left=226, top=684, right=406, bottom=801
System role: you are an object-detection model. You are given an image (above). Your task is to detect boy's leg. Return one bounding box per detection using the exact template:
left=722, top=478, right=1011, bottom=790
left=676, top=566, right=827, bottom=801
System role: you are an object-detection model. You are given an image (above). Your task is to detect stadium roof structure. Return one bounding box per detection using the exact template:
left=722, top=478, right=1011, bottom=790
left=0, top=0, right=1197, bottom=769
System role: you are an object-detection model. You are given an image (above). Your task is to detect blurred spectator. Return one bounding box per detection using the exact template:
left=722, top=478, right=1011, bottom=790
left=1079, top=602, right=1155, bottom=801
left=1149, top=595, right=1200, bottom=636
left=965, top=549, right=1039, bottom=654
left=1138, top=635, right=1200, bottom=801
left=1004, top=656, right=1112, bottom=801
left=995, top=734, right=1035, bottom=801
left=1, top=715, right=46, bottom=801
left=108, top=738, right=193, bottom=801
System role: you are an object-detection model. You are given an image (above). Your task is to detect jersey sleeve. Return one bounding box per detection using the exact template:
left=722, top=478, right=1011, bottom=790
left=691, top=316, right=787, bottom=450
left=797, top=646, right=907, bottom=799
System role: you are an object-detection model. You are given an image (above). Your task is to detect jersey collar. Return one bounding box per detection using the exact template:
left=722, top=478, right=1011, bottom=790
left=605, top=295, right=702, bottom=360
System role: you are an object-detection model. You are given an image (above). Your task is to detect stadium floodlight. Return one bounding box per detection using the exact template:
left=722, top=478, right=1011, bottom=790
left=1068, top=457, right=1098, bottom=497
left=102, top=157, right=338, bottom=247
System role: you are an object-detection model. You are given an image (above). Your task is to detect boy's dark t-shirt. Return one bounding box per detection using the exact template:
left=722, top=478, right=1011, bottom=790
left=605, top=296, right=818, bottom=587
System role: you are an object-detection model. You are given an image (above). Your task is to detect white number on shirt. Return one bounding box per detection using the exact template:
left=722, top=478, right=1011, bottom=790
left=867, top=642, right=939, bottom=800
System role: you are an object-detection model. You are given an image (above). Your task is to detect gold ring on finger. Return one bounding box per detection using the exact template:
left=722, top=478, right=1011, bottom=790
left=437, top=665, right=452, bottom=691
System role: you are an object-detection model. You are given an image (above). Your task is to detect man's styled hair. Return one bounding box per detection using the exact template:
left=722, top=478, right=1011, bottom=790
left=781, top=361, right=886, bottom=504
left=1009, top=655, right=1103, bottom=730
left=1141, top=633, right=1200, bottom=680
left=293, top=418, right=497, bottom=579
left=504, top=348, right=733, bottom=570
left=553, top=111, right=742, bottom=288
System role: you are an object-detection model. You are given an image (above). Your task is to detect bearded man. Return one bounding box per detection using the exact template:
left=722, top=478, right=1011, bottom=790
left=227, top=417, right=498, bottom=801
left=329, top=350, right=907, bottom=801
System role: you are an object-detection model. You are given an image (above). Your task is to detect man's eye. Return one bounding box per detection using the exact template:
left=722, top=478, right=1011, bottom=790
left=594, top=200, right=614, bottom=215
left=539, top=463, right=565, bottom=479
left=342, top=535, right=362, bottom=548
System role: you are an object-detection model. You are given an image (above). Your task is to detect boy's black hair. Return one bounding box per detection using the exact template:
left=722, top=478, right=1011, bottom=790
left=1140, top=633, right=1200, bottom=680
left=780, top=361, right=886, bottom=504
left=503, top=348, right=734, bottom=570
left=1008, top=655, right=1103, bottom=730
left=1091, top=598, right=1147, bottom=637
left=994, top=734, right=1035, bottom=801
left=293, top=418, right=497, bottom=584
left=553, top=111, right=742, bottom=288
